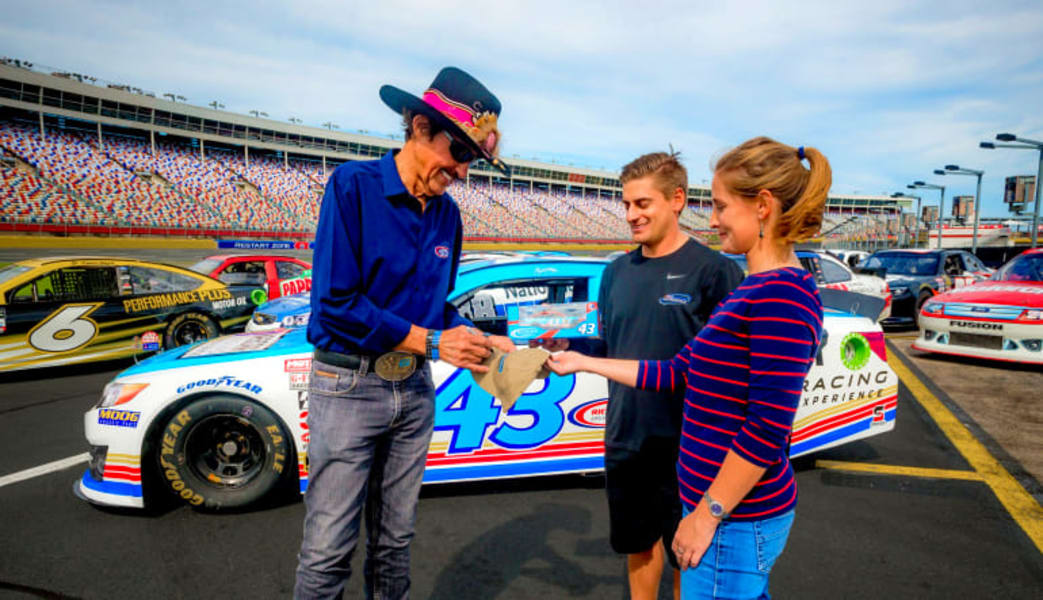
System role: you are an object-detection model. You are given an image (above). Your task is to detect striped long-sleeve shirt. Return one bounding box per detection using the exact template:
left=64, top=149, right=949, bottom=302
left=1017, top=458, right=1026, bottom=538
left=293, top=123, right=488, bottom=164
left=636, top=267, right=823, bottom=520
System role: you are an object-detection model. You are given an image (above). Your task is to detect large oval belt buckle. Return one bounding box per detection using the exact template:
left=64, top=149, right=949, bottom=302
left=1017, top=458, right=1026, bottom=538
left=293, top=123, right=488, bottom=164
left=374, top=352, right=417, bottom=382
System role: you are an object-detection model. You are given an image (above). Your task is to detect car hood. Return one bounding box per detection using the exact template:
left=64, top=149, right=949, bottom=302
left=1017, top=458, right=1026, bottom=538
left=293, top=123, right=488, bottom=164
left=256, top=292, right=311, bottom=316
left=119, top=328, right=311, bottom=377
left=932, top=280, right=1043, bottom=308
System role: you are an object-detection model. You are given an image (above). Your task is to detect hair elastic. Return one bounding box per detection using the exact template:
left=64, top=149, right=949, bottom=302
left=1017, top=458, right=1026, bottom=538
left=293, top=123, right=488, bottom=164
left=797, top=146, right=806, bottom=160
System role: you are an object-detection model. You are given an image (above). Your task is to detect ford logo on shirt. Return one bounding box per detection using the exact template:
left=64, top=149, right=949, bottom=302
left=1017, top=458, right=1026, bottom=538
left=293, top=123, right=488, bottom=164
left=434, top=246, right=450, bottom=259
left=659, top=293, right=692, bottom=306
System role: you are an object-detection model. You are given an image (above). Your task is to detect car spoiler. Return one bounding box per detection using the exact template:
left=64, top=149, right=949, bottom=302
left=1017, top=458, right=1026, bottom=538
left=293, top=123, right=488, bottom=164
left=819, top=288, right=886, bottom=323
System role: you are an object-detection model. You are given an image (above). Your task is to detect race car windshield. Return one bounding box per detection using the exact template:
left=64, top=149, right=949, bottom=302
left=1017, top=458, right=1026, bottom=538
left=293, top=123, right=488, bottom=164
left=993, top=254, right=1043, bottom=282
left=863, top=253, right=938, bottom=276
left=188, top=259, right=223, bottom=275
left=0, top=264, right=33, bottom=286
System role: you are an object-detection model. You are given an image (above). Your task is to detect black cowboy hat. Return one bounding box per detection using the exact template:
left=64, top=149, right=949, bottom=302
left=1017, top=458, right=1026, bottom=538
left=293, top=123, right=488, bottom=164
left=380, top=66, right=510, bottom=176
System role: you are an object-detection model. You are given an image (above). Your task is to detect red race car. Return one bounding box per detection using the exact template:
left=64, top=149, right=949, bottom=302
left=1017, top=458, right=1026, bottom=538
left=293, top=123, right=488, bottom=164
left=190, top=255, right=311, bottom=300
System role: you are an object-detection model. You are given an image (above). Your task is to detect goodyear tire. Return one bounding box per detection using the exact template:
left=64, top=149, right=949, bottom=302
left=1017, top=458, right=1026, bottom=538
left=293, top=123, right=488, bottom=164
left=914, top=290, right=933, bottom=329
left=165, top=311, right=219, bottom=348
left=156, top=394, right=291, bottom=510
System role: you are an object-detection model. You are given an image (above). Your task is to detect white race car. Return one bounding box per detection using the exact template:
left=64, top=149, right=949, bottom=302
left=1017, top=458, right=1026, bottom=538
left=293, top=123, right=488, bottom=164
left=77, top=258, right=898, bottom=510
left=913, top=248, right=1043, bottom=364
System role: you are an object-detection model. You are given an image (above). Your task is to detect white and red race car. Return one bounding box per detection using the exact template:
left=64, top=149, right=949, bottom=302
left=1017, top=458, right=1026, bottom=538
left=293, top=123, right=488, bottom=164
left=76, top=257, right=898, bottom=511
left=913, top=248, right=1043, bottom=364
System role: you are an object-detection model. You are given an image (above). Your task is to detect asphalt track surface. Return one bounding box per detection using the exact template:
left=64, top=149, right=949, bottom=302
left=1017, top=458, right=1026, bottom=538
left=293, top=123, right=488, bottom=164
left=1, top=246, right=1041, bottom=598
left=1, top=344, right=1041, bottom=599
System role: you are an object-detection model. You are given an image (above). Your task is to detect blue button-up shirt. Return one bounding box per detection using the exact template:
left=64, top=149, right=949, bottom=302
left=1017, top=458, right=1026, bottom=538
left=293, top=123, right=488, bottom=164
left=307, top=151, right=472, bottom=354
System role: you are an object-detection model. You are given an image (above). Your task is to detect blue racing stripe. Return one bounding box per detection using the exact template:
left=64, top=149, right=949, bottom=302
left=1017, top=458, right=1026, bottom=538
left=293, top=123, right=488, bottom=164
left=79, top=471, right=143, bottom=497
left=790, top=408, right=896, bottom=456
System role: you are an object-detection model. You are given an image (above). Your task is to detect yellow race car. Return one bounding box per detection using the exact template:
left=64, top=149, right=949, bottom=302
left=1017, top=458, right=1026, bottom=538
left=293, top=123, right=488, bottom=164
left=0, top=257, right=267, bottom=372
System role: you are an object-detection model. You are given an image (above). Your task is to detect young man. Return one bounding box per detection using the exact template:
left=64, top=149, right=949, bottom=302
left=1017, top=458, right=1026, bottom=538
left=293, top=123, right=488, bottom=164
left=543, top=152, right=743, bottom=600
left=295, top=67, right=514, bottom=600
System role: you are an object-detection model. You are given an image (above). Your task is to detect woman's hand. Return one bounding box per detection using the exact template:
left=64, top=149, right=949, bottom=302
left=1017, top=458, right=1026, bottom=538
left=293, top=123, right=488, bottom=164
left=545, top=350, right=588, bottom=375
left=672, top=508, right=720, bottom=571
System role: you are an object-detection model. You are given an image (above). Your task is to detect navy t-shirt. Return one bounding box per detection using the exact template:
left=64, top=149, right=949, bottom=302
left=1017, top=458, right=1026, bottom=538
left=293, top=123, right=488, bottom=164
left=597, top=239, right=744, bottom=451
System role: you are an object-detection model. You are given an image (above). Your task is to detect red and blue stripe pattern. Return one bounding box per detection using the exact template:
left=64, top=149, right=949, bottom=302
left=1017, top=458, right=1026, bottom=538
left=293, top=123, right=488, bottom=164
left=636, top=268, right=823, bottom=520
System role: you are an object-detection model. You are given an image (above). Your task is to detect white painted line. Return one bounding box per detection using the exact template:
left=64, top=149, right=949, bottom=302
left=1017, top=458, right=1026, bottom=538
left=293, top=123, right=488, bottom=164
left=0, top=453, right=89, bottom=488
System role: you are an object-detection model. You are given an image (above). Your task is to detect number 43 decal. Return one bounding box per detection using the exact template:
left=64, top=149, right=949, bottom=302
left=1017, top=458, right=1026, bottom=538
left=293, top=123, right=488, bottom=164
left=28, top=303, right=103, bottom=353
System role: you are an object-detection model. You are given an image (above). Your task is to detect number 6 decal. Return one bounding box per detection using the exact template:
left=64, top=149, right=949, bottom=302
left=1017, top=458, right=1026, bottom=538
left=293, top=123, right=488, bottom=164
left=28, top=303, right=103, bottom=352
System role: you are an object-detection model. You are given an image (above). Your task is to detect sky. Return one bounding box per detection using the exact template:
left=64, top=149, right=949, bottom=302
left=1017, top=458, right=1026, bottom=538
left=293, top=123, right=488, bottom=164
left=2, top=0, right=1042, bottom=217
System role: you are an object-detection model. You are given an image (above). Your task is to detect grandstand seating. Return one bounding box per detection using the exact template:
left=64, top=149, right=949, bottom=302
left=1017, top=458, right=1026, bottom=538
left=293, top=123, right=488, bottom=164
left=0, top=119, right=640, bottom=240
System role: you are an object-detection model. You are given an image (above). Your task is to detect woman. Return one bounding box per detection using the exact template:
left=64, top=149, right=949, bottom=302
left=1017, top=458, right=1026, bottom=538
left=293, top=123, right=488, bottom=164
left=548, top=137, right=830, bottom=599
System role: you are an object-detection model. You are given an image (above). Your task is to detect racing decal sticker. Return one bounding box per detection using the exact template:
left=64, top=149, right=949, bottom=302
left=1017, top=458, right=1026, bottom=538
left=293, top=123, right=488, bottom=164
left=659, top=293, right=692, bottom=306
left=282, top=314, right=310, bottom=328
left=434, top=245, right=450, bottom=259
left=122, top=288, right=231, bottom=312
left=141, top=331, right=161, bottom=352
left=280, top=275, right=312, bottom=297
left=949, top=320, right=1003, bottom=331
left=840, top=332, right=871, bottom=371
left=251, top=289, right=268, bottom=305
left=181, top=329, right=287, bottom=357
left=567, top=399, right=607, bottom=428
left=289, top=372, right=309, bottom=391
left=97, top=409, right=141, bottom=428
left=0, top=307, right=6, bottom=334
left=27, top=303, right=104, bottom=353
left=176, top=375, right=262, bottom=394
left=285, top=358, right=312, bottom=372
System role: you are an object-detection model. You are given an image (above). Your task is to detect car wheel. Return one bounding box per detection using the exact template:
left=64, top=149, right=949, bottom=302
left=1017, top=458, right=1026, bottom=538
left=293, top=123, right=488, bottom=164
left=914, top=290, right=933, bottom=329
left=165, top=311, right=219, bottom=348
left=155, top=394, right=292, bottom=510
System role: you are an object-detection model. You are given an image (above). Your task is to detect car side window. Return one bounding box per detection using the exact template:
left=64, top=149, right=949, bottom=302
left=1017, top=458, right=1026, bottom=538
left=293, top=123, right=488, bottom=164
left=943, top=254, right=962, bottom=276
left=277, top=261, right=307, bottom=279
left=454, top=277, right=589, bottom=336
left=127, top=266, right=203, bottom=294
left=820, top=258, right=852, bottom=284
left=36, top=267, right=119, bottom=302
left=10, top=281, right=36, bottom=303
left=218, top=261, right=267, bottom=285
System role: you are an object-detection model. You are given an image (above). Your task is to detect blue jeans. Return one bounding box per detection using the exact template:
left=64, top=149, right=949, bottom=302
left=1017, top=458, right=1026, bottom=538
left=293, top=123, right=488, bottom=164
left=681, top=509, right=795, bottom=600
left=295, top=357, right=435, bottom=600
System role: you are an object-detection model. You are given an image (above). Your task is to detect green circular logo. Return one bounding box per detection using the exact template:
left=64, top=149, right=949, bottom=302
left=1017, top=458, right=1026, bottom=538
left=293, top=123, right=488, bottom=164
left=840, top=332, right=871, bottom=371
left=251, top=289, right=268, bottom=306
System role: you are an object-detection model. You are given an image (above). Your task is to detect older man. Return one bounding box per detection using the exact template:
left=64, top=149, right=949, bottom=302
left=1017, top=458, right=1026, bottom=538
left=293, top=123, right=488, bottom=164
left=295, top=67, right=514, bottom=600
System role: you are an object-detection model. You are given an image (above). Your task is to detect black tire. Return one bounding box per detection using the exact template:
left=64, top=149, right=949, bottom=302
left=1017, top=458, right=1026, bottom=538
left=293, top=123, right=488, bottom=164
left=165, top=311, right=219, bottom=348
left=156, top=394, right=292, bottom=510
left=913, top=290, right=933, bottom=330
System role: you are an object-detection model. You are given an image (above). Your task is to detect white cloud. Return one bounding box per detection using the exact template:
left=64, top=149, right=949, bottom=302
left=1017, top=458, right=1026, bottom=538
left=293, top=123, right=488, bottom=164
left=2, top=0, right=1042, bottom=216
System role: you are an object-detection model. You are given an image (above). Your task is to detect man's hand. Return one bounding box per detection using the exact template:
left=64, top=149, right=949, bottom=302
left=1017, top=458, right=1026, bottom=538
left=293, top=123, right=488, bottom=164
left=487, top=335, right=516, bottom=354
left=438, top=325, right=492, bottom=371
left=529, top=338, right=569, bottom=352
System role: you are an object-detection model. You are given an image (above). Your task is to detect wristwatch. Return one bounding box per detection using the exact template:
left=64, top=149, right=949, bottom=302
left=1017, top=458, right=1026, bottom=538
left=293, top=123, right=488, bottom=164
left=703, top=491, right=730, bottom=520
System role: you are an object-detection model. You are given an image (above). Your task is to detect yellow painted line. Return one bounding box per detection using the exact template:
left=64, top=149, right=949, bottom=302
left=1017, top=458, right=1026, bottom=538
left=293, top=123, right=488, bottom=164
left=816, top=460, right=983, bottom=482
left=888, top=351, right=1043, bottom=554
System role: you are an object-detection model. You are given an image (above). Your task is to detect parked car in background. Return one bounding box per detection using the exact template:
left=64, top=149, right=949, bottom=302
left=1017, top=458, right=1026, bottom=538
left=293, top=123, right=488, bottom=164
left=817, top=251, right=892, bottom=321
left=914, top=248, right=1043, bottom=364
left=829, top=249, right=870, bottom=269
left=860, top=249, right=992, bottom=327
left=0, top=257, right=264, bottom=372
left=79, top=257, right=898, bottom=511
left=189, top=255, right=311, bottom=300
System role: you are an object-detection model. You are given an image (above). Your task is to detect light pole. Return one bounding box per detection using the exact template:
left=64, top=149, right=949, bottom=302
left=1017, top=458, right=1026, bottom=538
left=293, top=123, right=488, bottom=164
left=892, top=192, right=922, bottom=248
left=909, top=181, right=945, bottom=249
left=288, top=117, right=302, bottom=124
left=163, top=93, right=186, bottom=102
left=933, top=165, right=984, bottom=252
left=980, top=132, right=1043, bottom=248
left=249, top=110, right=268, bottom=118
left=322, top=122, right=339, bottom=131
left=209, top=100, right=225, bottom=110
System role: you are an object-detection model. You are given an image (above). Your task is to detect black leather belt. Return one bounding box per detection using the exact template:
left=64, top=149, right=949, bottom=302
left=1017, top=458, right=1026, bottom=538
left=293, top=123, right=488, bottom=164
left=314, top=348, right=425, bottom=371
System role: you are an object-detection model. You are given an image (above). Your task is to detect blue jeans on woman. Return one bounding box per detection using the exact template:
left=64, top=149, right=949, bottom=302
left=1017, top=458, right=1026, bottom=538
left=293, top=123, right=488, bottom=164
left=681, top=509, right=795, bottom=600
left=295, top=356, right=435, bottom=600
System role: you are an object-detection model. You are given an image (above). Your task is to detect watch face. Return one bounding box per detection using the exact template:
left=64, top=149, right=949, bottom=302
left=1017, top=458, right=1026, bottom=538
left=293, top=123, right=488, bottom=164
left=710, top=502, right=724, bottom=517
